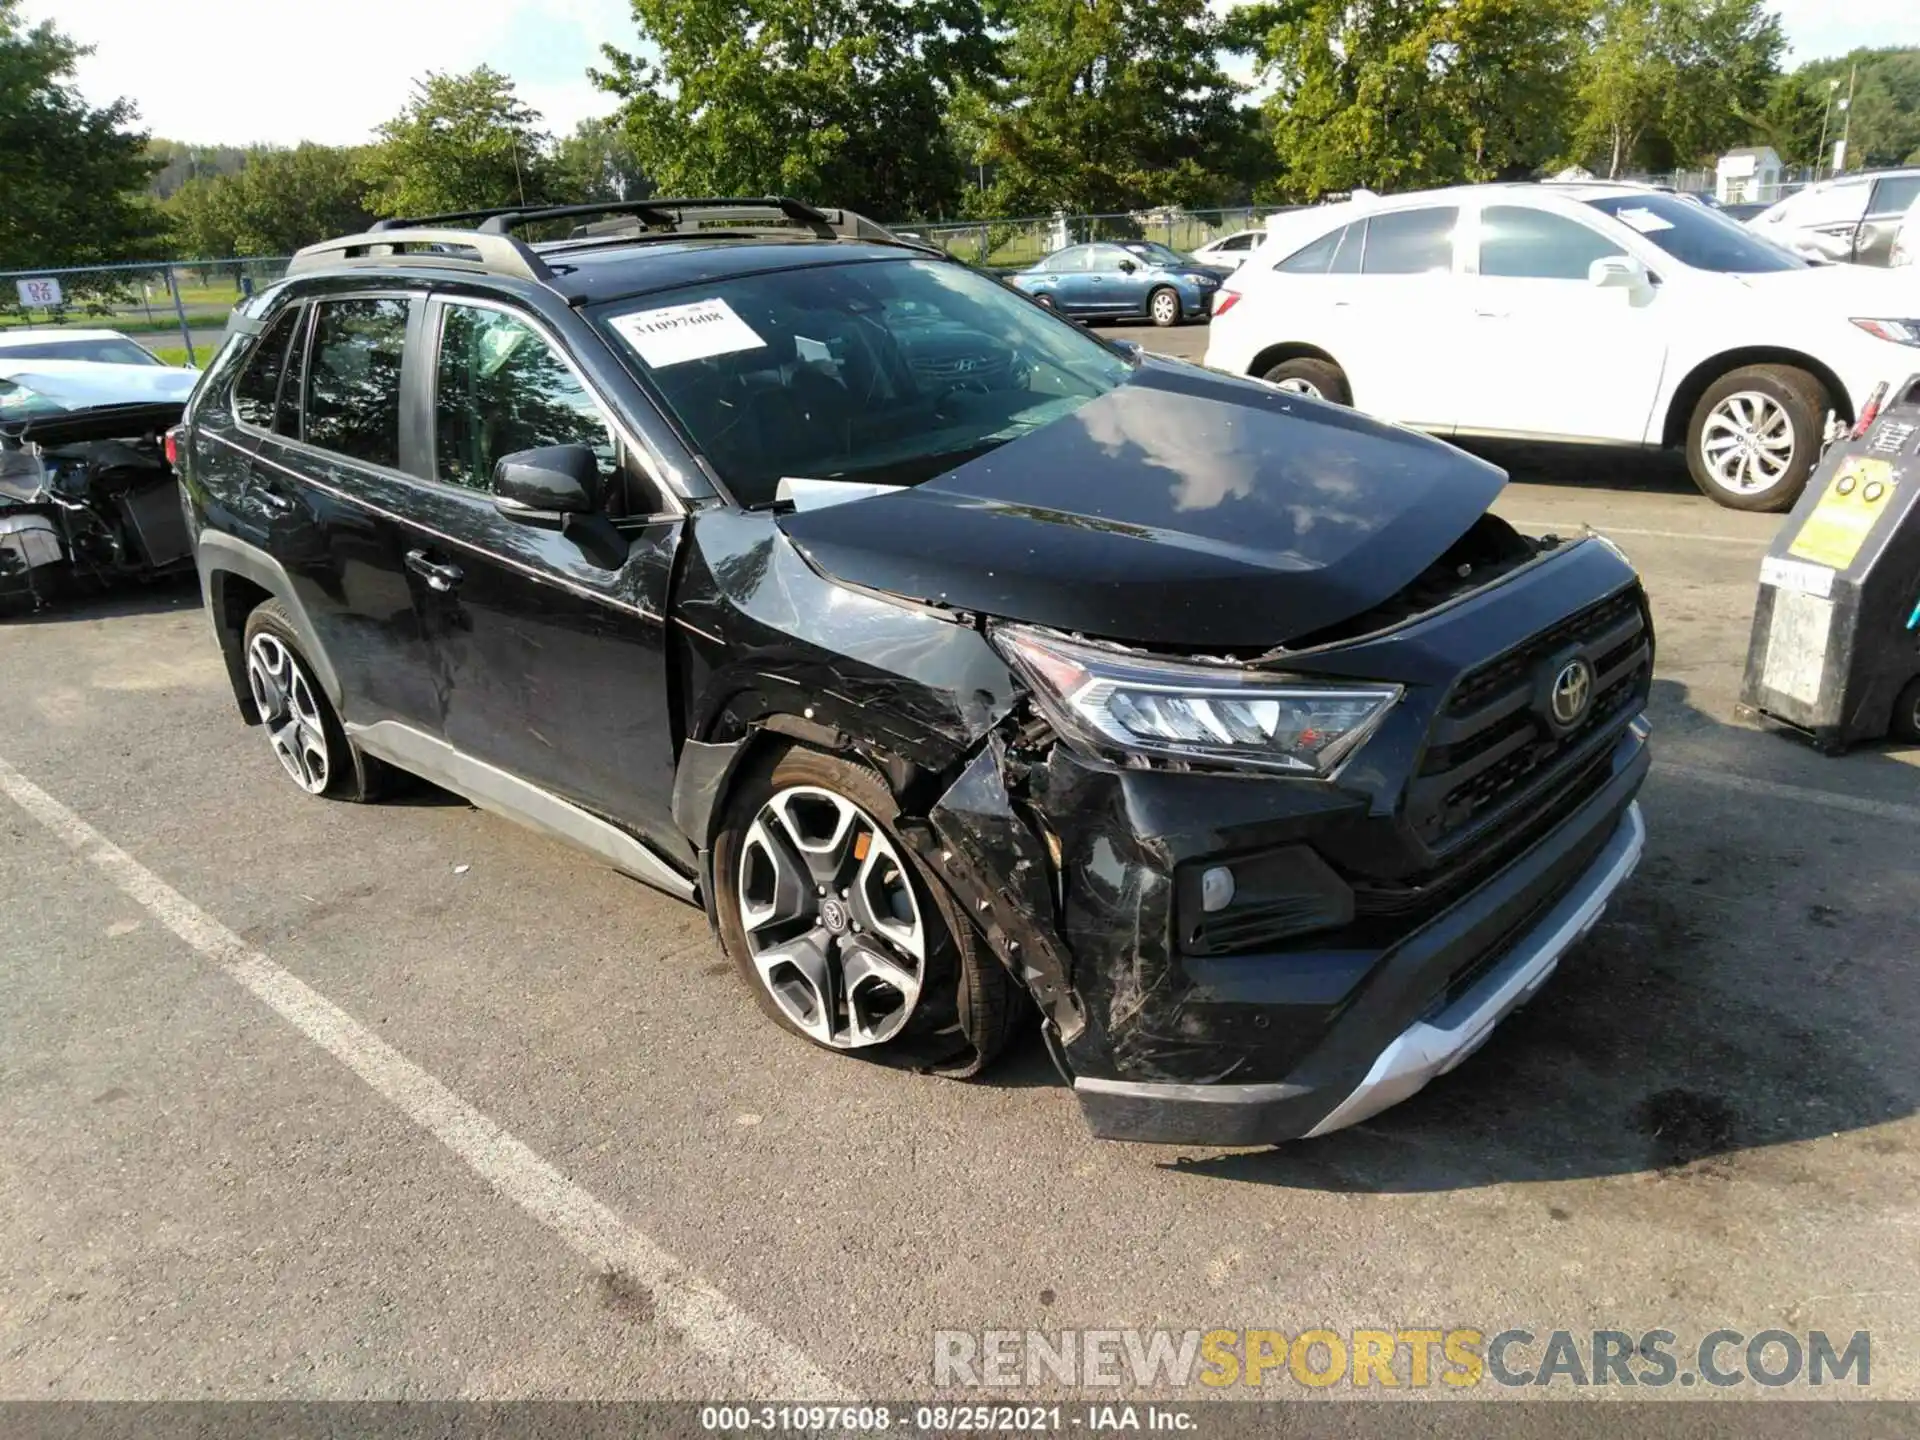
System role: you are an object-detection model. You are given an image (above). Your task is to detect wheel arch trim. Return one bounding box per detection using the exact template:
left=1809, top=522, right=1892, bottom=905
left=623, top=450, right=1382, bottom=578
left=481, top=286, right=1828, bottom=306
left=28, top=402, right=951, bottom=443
left=1659, top=347, right=1852, bottom=449
left=196, top=532, right=343, bottom=718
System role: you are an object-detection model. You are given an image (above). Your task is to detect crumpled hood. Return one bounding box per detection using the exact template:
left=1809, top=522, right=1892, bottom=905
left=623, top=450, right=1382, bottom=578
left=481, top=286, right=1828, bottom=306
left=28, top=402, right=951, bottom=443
left=779, top=360, right=1507, bottom=650
left=0, top=358, right=198, bottom=410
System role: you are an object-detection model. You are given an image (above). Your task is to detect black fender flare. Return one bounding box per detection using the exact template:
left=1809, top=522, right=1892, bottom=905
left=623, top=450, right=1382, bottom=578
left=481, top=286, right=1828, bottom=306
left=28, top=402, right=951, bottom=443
left=196, top=531, right=342, bottom=718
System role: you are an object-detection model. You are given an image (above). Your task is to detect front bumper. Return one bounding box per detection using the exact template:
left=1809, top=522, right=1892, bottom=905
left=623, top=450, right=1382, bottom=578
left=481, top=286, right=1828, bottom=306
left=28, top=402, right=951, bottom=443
left=1072, top=800, right=1644, bottom=1145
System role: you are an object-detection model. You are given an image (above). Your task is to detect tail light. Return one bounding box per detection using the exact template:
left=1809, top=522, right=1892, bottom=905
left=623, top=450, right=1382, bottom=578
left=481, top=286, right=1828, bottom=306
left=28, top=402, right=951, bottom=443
left=1212, top=288, right=1242, bottom=318
left=164, top=426, right=181, bottom=467
left=1852, top=381, right=1889, bottom=440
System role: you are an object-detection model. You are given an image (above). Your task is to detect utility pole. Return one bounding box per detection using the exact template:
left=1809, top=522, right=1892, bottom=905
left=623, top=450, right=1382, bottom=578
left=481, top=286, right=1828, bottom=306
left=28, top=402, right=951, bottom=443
left=1836, top=64, right=1858, bottom=174
left=1817, top=77, right=1840, bottom=181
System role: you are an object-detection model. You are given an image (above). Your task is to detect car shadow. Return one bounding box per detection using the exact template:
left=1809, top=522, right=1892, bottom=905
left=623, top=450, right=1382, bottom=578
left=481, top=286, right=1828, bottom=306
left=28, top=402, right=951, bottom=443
left=1150, top=676, right=1918, bottom=1189
left=0, top=570, right=201, bottom=624
left=1463, top=438, right=1697, bottom=498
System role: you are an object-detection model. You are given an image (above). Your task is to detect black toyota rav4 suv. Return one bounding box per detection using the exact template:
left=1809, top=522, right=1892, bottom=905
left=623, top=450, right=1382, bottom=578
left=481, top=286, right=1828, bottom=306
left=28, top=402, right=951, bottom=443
left=179, top=197, right=1651, bottom=1145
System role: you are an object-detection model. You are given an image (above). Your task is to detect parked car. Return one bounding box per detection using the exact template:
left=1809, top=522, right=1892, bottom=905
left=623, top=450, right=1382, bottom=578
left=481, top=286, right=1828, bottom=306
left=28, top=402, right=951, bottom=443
left=1891, top=193, right=1919, bottom=269
left=0, top=327, right=175, bottom=367
left=179, top=197, right=1650, bottom=1146
left=1718, top=201, right=1774, bottom=224
left=1009, top=241, right=1229, bottom=325
left=1747, top=169, right=1920, bottom=267
left=0, top=359, right=198, bottom=608
left=1207, top=182, right=1920, bottom=511
left=1188, top=229, right=1266, bottom=270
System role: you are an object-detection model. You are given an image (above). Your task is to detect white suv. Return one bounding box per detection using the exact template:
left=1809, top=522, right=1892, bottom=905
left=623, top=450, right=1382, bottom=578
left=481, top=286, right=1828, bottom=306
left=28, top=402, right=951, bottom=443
left=1205, top=183, right=1920, bottom=510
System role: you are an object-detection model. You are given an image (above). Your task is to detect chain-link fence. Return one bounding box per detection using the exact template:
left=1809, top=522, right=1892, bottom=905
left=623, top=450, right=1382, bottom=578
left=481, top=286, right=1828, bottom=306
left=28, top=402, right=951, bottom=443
left=0, top=257, right=291, bottom=366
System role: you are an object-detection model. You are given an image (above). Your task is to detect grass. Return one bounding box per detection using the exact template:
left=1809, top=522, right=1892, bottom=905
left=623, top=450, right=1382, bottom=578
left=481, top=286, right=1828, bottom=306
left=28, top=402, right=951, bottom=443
left=145, top=343, right=204, bottom=367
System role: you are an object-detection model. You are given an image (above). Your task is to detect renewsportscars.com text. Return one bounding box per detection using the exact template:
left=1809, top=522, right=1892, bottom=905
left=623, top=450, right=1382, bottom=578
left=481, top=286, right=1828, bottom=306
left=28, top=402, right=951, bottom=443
left=932, top=1328, right=1871, bottom=1390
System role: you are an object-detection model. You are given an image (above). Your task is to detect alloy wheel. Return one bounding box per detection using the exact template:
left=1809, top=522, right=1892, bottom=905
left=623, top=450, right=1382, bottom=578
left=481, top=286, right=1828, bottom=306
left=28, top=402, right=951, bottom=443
left=1151, top=291, right=1179, bottom=325
left=736, top=785, right=926, bottom=1049
left=246, top=632, right=331, bottom=794
left=1700, top=390, right=1796, bottom=496
left=1273, top=377, right=1325, bottom=399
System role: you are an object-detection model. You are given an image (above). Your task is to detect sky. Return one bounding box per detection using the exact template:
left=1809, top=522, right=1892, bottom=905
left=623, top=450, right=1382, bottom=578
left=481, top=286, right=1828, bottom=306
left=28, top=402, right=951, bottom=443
left=30, top=0, right=1920, bottom=148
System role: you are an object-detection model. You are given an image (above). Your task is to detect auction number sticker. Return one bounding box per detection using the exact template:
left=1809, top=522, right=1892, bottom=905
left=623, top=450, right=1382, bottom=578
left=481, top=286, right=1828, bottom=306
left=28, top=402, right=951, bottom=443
left=1790, top=456, right=1896, bottom=571
left=610, top=297, right=767, bottom=368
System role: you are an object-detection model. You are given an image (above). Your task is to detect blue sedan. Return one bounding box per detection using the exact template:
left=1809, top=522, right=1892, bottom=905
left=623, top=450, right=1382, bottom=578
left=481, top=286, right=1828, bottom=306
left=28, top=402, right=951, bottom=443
left=1010, top=241, right=1232, bottom=327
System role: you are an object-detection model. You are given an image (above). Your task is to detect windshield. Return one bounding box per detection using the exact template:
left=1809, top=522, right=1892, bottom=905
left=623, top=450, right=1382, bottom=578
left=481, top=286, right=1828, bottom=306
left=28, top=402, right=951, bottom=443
left=1121, top=241, right=1189, bottom=267
left=0, top=336, right=160, bottom=366
left=598, top=257, right=1134, bottom=507
left=1585, top=194, right=1804, bottom=273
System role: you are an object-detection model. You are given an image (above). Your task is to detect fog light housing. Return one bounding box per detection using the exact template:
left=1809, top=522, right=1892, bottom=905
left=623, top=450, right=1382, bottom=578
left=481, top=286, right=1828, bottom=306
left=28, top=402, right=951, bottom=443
left=1200, top=866, right=1236, bottom=913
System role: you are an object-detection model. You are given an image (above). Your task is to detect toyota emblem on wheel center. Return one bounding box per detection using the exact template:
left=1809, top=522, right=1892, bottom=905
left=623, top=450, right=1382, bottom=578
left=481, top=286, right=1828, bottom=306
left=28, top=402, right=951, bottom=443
left=1550, top=657, right=1594, bottom=727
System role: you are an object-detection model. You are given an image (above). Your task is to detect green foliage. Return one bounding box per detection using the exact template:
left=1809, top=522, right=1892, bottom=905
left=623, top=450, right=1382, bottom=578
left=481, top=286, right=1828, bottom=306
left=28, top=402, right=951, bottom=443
left=166, top=145, right=373, bottom=257
left=551, top=117, right=650, bottom=202
left=1239, top=0, right=1585, bottom=198
left=1572, top=0, right=1784, bottom=176
left=594, top=0, right=995, bottom=220
left=972, top=0, right=1256, bottom=215
left=0, top=0, right=164, bottom=274
left=362, top=66, right=553, bottom=218
left=1795, top=48, right=1920, bottom=168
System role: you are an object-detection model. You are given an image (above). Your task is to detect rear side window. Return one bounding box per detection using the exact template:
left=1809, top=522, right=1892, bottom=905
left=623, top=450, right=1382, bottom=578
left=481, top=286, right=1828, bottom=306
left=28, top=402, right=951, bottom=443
left=1361, top=208, right=1457, bottom=274
left=304, top=298, right=408, bottom=468
left=1869, top=175, right=1920, bottom=218
left=233, top=309, right=300, bottom=430
left=1479, top=206, right=1625, bottom=279
left=433, top=303, right=615, bottom=493
left=1274, top=226, right=1344, bottom=273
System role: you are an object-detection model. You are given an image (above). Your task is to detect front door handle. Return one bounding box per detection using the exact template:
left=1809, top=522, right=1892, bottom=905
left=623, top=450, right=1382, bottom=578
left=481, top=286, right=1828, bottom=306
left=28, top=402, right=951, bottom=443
left=405, top=549, right=464, bottom=594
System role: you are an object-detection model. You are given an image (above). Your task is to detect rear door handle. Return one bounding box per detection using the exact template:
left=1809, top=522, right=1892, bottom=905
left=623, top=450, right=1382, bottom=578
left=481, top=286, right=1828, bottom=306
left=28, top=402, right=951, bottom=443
left=405, top=549, right=464, bottom=593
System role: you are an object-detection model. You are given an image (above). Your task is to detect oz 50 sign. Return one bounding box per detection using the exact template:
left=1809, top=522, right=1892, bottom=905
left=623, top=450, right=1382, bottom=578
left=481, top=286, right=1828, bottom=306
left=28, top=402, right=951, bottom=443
left=16, top=277, right=62, bottom=308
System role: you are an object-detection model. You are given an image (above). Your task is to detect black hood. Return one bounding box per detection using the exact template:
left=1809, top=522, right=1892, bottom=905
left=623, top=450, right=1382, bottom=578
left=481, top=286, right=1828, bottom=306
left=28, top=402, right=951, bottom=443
left=778, top=360, right=1506, bottom=650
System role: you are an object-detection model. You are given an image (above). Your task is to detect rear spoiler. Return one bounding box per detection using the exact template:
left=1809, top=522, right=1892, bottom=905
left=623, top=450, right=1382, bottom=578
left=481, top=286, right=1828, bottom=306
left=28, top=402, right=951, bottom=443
left=0, top=401, right=187, bottom=448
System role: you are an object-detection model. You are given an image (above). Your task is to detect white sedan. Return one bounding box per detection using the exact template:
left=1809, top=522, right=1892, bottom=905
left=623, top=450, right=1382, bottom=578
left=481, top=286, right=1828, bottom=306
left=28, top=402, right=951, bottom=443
left=1205, top=183, right=1920, bottom=510
left=1187, top=229, right=1266, bottom=270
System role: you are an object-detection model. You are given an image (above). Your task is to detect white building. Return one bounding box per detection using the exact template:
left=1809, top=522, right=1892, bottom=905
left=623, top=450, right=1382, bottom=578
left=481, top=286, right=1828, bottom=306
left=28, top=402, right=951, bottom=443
left=1717, top=146, right=1783, bottom=204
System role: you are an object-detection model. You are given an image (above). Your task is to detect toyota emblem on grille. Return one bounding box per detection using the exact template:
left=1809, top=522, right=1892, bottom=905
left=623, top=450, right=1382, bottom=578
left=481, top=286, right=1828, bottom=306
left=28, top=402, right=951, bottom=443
left=1550, top=658, right=1594, bottom=727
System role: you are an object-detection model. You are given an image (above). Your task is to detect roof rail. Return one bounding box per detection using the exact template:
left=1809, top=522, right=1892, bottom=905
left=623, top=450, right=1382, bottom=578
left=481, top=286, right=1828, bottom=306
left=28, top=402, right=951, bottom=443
left=285, top=227, right=555, bottom=283
left=474, top=196, right=900, bottom=243
left=368, top=206, right=531, bottom=233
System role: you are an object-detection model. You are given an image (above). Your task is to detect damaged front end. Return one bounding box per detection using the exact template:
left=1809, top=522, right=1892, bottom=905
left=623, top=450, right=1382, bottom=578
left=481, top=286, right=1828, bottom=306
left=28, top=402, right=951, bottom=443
left=917, top=526, right=1652, bottom=1146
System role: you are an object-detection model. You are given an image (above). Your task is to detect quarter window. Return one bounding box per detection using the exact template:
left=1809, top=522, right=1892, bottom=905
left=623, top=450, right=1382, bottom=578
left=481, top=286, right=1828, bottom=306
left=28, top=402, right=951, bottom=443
left=1869, top=175, right=1920, bottom=219
left=1479, top=206, right=1626, bottom=279
left=1361, top=207, right=1458, bottom=275
left=1274, top=226, right=1344, bottom=273
left=233, top=309, right=301, bottom=430
left=433, top=303, right=614, bottom=493
left=304, top=298, right=408, bottom=468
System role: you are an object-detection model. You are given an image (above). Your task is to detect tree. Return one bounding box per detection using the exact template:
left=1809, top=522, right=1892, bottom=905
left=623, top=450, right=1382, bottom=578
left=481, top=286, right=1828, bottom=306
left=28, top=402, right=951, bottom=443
left=1236, top=0, right=1585, bottom=198
left=362, top=67, right=553, bottom=218
left=0, top=0, right=163, bottom=273
left=551, top=117, right=650, bottom=202
left=167, top=145, right=373, bottom=257
left=593, top=0, right=996, bottom=220
left=1571, top=0, right=1783, bottom=176
left=1795, top=48, right=1920, bottom=169
left=973, top=0, right=1257, bottom=215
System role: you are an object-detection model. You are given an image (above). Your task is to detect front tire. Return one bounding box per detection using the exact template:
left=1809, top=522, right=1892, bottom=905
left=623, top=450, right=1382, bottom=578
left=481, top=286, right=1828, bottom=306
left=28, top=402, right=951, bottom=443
left=1261, top=357, right=1351, bottom=405
left=1148, top=287, right=1181, bottom=327
left=1892, top=678, right=1920, bottom=744
left=242, top=599, right=384, bottom=802
left=713, top=744, right=1013, bottom=1076
left=1686, top=365, right=1828, bottom=512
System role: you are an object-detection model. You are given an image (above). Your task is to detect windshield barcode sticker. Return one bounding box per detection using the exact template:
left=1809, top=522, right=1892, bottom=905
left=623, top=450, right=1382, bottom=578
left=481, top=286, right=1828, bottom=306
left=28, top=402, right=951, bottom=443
left=610, top=298, right=767, bottom=368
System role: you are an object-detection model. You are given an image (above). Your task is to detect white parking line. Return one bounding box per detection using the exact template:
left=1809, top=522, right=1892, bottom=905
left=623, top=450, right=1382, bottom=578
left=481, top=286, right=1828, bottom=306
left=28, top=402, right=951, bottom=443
left=0, top=754, right=847, bottom=1401
left=1661, top=761, right=1920, bottom=826
left=1510, top=521, right=1771, bottom=547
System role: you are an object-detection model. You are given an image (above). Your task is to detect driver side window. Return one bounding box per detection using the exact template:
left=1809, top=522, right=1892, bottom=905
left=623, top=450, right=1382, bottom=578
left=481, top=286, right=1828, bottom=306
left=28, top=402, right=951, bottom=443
left=433, top=303, right=616, bottom=495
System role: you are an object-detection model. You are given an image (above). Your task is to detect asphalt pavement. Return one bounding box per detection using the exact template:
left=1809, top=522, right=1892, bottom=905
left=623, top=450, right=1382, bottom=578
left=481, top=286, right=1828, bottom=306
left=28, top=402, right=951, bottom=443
left=2, top=327, right=1916, bottom=1404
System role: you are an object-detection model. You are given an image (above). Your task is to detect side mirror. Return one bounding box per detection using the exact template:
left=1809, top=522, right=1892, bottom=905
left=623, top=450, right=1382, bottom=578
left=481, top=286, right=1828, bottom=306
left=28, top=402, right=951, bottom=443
left=493, top=444, right=600, bottom=515
left=1117, top=259, right=1137, bottom=274
left=491, top=443, right=628, bottom=570
left=1589, top=255, right=1651, bottom=292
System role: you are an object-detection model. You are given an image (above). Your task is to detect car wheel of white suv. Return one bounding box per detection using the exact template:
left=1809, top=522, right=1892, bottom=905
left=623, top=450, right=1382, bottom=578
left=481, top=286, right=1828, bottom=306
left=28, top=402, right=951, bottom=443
left=1686, top=364, right=1828, bottom=513
left=1262, top=357, right=1351, bottom=406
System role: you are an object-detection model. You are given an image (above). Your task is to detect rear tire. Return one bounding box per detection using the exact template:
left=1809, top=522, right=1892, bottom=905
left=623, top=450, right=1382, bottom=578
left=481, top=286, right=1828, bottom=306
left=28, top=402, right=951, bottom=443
left=242, top=599, right=386, bottom=802
left=1261, top=357, right=1351, bottom=405
left=1148, top=287, right=1181, bottom=327
left=1686, top=364, right=1828, bottom=512
left=1892, top=678, right=1920, bottom=744
left=712, top=743, right=1014, bottom=1077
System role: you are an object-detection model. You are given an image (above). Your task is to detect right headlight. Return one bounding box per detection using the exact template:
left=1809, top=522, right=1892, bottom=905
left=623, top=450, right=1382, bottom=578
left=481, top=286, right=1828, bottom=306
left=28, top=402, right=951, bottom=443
left=993, top=624, right=1400, bottom=776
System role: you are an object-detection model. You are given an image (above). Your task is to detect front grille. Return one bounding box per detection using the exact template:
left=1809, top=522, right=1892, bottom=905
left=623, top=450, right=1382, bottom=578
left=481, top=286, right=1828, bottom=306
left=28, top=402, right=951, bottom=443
left=1408, top=587, right=1650, bottom=849
left=909, top=353, right=1016, bottom=388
